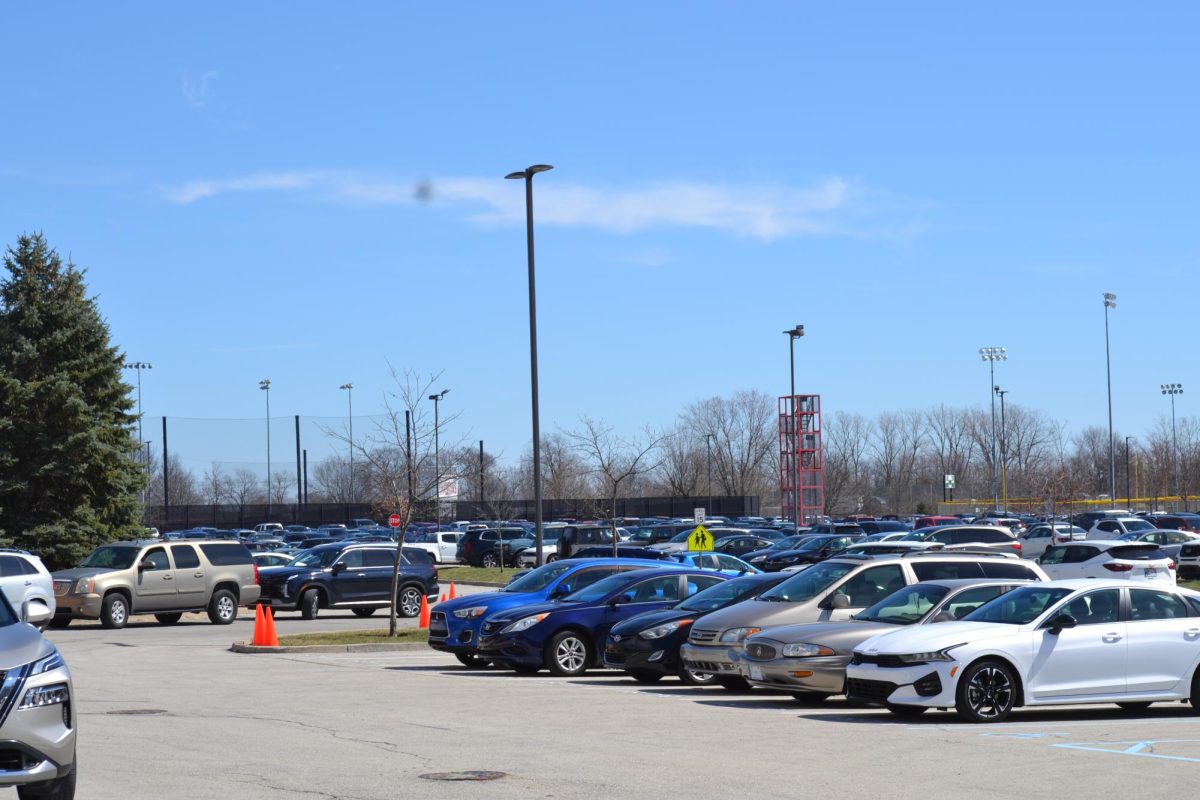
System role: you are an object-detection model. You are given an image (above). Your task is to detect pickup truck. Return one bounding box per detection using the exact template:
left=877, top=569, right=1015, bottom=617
left=403, top=531, right=463, bottom=563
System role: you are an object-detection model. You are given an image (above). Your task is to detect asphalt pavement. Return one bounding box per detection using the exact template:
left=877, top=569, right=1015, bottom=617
left=41, top=591, right=1200, bottom=799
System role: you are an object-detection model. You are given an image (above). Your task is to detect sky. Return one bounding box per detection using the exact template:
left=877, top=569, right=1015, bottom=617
left=1, top=3, right=1197, bottom=479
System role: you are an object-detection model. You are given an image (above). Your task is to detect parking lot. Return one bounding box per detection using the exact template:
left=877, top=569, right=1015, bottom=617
left=39, top=597, right=1200, bottom=800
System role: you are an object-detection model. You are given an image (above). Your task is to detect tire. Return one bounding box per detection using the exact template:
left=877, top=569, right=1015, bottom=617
left=546, top=631, right=591, bottom=677
left=481, top=552, right=499, bottom=568
left=352, top=608, right=376, bottom=618
left=17, top=752, right=75, bottom=799
left=100, top=593, right=129, bottom=630
left=47, top=616, right=71, bottom=630
left=512, top=663, right=540, bottom=675
left=886, top=703, right=929, bottom=717
left=630, top=670, right=663, bottom=684
left=1191, top=670, right=1200, bottom=713
left=154, top=613, right=183, bottom=625
left=207, top=589, right=238, bottom=625
left=300, top=588, right=321, bottom=620
left=455, top=653, right=490, bottom=668
left=546, top=554, right=558, bottom=563
left=791, top=691, right=830, bottom=705
left=717, top=676, right=751, bottom=692
left=1117, top=701, right=1152, bottom=712
left=678, top=663, right=718, bottom=686
left=956, top=660, right=1018, bottom=723
left=397, top=587, right=423, bottom=618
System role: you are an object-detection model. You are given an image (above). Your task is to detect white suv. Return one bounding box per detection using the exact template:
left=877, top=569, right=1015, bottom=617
left=0, top=550, right=55, bottom=627
left=1086, top=517, right=1155, bottom=540
left=1038, top=541, right=1175, bottom=585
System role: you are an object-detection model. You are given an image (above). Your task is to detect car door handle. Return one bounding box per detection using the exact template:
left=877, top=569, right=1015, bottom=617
left=1185, top=629, right=1200, bottom=639
left=162, top=575, right=173, bottom=581
left=23, top=581, right=31, bottom=586
left=194, top=572, right=204, bottom=578
left=1102, top=633, right=1122, bottom=642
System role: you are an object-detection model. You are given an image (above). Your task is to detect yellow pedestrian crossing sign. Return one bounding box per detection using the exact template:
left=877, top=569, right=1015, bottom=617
left=688, top=524, right=713, bottom=551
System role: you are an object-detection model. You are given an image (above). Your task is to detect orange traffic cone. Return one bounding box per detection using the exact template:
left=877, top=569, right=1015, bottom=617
left=448, top=582, right=458, bottom=600
left=251, top=604, right=266, bottom=646
left=439, top=593, right=446, bottom=603
left=261, top=605, right=279, bottom=647
left=418, top=594, right=431, bottom=629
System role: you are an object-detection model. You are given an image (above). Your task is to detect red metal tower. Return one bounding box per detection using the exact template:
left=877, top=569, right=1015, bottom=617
left=779, top=394, right=825, bottom=524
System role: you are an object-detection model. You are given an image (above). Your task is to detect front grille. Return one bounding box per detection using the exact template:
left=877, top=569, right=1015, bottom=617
left=846, top=678, right=898, bottom=704
left=914, top=671, right=943, bottom=697
left=428, top=612, right=448, bottom=635
left=745, top=643, right=778, bottom=661
left=53, top=582, right=70, bottom=597
left=482, top=621, right=505, bottom=634
left=849, top=653, right=908, bottom=668
left=689, top=628, right=719, bottom=645
left=1181, top=544, right=1200, bottom=558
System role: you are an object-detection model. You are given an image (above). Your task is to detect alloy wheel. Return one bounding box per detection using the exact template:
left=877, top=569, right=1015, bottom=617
left=400, top=588, right=422, bottom=617
left=965, top=665, right=1014, bottom=720
left=555, top=636, right=587, bottom=673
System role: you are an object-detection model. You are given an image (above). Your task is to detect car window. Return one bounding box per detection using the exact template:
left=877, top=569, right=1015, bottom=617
left=1130, top=588, right=1191, bottom=621
left=856, top=583, right=949, bottom=624
left=198, top=543, right=253, bottom=566
left=170, top=545, right=201, bottom=569
left=566, top=567, right=619, bottom=594
left=1097, top=521, right=1118, bottom=532
left=835, top=565, right=905, bottom=607
left=980, top=562, right=1038, bottom=579
left=911, top=561, right=985, bottom=580
left=363, top=549, right=396, bottom=568
left=966, top=586, right=1074, bottom=624
left=715, top=554, right=745, bottom=570
left=141, top=548, right=170, bottom=571
left=337, top=550, right=365, bottom=569
left=1064, top=545, right=1099, bottom=563
left=1167, top=531, right=1191, bottom=544
left=1039, top=546, right=1067, bottom=565
left=0, top=556, right=25, bottom=577
left=687, top=575, right=725, bottom=595
left=1057, top=589, right=1120, bottom=625
left=943, top=586, right=1009, bottom=619
left=617, top=575, right=681, bottom=603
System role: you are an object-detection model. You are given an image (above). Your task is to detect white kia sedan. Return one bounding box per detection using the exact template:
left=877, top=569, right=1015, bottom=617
left=846, top=579, right=1200, bottom=722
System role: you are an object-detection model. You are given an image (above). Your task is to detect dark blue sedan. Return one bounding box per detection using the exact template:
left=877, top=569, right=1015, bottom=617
left=477, top=568, right=728, bottom=676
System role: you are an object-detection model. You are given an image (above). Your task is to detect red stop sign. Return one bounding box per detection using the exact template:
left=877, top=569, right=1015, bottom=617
left=388, top=514, right=402, bottom=528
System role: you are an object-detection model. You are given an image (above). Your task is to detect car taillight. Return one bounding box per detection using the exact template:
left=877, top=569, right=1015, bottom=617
left=253, top=563, right=260, bottom=584
left=1103, top=563, right=1133, bottom=572
left=1012, top=542, right=1022, bottom=551
left=1170, top=561, right=1177, bottom=571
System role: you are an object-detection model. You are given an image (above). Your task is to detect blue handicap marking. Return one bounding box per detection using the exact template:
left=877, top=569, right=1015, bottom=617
left=1053, top=739, right=1200, bottom=762
left=980, top=732, right=1068, bottom=740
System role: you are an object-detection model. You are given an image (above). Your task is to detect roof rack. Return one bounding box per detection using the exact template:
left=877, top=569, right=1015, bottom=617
left=901, top=549, right=1017, bottom=560
left=0, top=547, right=32, bottom=555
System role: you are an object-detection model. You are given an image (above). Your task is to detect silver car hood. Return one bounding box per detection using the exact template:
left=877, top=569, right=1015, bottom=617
left=0, top=624, right=53, bottom=671
left=752, top=620, right=898, bottom=650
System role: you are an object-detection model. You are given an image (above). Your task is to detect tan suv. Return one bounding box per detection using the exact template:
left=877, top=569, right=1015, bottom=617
left=49, top=540, right=260, bottom=629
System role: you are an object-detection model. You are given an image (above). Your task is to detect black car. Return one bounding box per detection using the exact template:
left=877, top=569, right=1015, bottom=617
left=456, top=528, right=534, bottom=567
left=257, top=542, right=439, bottom=619
left=603, top=572, right=791, bottom=684
left=714, top=534, right=779, bottom=557
left=760, top=534, right=864, bottom=571
left=741, top=534, right=819, bottom=566
left=571, top=546, right=675, bottom=561
left=856, top=520, right=911, bottom=535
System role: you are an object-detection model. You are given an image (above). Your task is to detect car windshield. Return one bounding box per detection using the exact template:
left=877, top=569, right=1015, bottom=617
left=290, top=549, right=341, bottom=568
left=1124, top=520, right=1155, bottom=533
left=668, top=529, right=695, bottom=543
left=756, top=561, right=857, bottom=603
left=962, top=586, right=1074, bottom=625
left=794, top=537, right=830, bottom=551
left=676, top=576, right=768, bottom=612
left=502, top=562, right=573, bottom=593
left=499, top=530, right=529, bottom=540
left=79, top=546, right=139, bottom=569
left=562, top=573, right=637, bottom=603
left=772, top=536, right=807, bottom=549
left=854, top=584, right=950, bottom=624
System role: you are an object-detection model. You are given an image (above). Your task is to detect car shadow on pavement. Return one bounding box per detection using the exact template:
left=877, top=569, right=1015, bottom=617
left=803, top=704, right=1199, bottom=725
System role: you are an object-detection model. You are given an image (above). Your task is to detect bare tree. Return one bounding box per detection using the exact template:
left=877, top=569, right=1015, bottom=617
left=145, top=453, right=201, bottom=506
left=651, top=424, right=704, bottom=497
left=684, top=390, right=776, bottom=498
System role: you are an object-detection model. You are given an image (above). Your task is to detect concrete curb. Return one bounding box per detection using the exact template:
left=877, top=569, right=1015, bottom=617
left=231, top=641, right=431, bottom=654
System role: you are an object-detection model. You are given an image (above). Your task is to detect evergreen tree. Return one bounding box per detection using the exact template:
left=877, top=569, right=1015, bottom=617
left=0, top=233, right=144, bottom=568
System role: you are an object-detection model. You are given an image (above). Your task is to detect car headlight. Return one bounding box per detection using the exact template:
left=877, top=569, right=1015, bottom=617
left=73, top=577, right=94, bottom=594
left=29, top=649, right=65, bottom=676
left=501, top=613, right=550, bottom=634
left=896, top=645, right=963, bottom=664
left=748, top=556, right=766, bottom=563
left=453, top=606, right=489, bottom=620
left=781, top=643, right=835, bottom=658
left=719, top=627, right=761, bottom=643
left=639, top=620, right=692, bottom=640
left=19, top=683, right=69, bottom=709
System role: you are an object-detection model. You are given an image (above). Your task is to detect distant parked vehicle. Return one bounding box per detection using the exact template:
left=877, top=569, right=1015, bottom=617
left=253, top=552, right=295, bottom=568
left=1019, top=524, right=1088, bottom=559
left=1038, top=542, right=1175, bottom=586
left=0, top=549, right=55, bottom=628
left=1086, top=517, right=1157, bottom=540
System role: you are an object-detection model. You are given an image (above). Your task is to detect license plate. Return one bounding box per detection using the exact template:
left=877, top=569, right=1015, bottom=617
left=1145, top=568, right=1157, bottom=577
left=749, top=665, right=764, bottom=681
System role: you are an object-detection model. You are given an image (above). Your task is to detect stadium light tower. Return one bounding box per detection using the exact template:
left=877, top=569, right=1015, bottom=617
left=979, top=347, right=1007, bottom=511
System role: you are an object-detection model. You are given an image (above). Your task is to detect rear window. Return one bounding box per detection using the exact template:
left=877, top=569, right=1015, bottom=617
left=911, top=561, right=986, bottom=580
left=1109, top=545, right=1168, bottom=561
left=198, top=543, right=253, bottom=566
left=402, top=547, right=433, bottom=564
left=966, top=530, right=1013, bottom=544
left=980, top=562, right=1039, bottom=579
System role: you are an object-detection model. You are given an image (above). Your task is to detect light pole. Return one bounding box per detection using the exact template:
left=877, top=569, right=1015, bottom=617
left=1125, top=436, right=1135, bottom=510
left=994, top=386, right=1008, bottom=514
left=340, top=383, right=354, bottom=502
left=979, top=347, right=1007, bottom=512
left=428, top=389, right=449, bottom=531
left=705, top=432, right=714, bottom=518
left=506, top=163, right=553, bottom=566
left=784, top=324, right=805, bottom=533
left=1162, top=383, right=1184, bottom=510
left=123, top=362, right=152, bottom=463
left=1103, top=292, right=1117, bottom=505
left=259, top=378, right=272, bottom=513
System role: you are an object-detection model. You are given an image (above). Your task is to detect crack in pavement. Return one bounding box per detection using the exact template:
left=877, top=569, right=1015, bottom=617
left=183, top=711, right=437, bottom=761
left=226, top=770, right=376, bottom=800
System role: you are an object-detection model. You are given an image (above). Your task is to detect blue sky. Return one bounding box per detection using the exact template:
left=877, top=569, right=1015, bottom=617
left=1, top=3, right=1197, bottom=475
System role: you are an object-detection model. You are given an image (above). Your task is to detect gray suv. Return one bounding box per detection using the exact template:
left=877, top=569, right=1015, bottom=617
left=50, top=540, right=260, bottom=629
left=0, top=595, right=75, bottom=798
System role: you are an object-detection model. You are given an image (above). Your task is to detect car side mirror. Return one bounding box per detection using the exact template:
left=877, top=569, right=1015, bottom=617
left=1047, top=613, right=1077, bottom=634
left=24, top=601, right=52, bottom=627
left=609, top=595, right=631, bottom=606
left=931, top=611, right=955, bottom=624
left=138, top=560, right=152, bottom=571
left=550, top=584, right=571, bottom=598
left=331, top=562, right=345, bottom=575
left=821, top=593, right=850, bottom=610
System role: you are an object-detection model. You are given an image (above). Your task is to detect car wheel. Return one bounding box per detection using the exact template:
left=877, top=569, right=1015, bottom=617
left=300, top=588, right=320, bottom=620
left=207, top=589, right=238, bottom=625
left=352, top=608, right=376, bottom=618
left=630, top=670, right=663, bottom=684
left=546, top=554, right=558, bottom=563
left=47, top=616, right=71, bottom=630
left=17, top=749, right=74, bottom=799
left=397, top=587, right=423, bottom=618
left=717, top=676, right=751, bottom=692
left=546, top=631, right=591, bottom=677
left=481, top=553, right=499, bottom=568
left=886, top=703, right=929, bottom=717
left=154, top=613, right=183, bottom=625
left=512, top=663, right=540, bottom=675
left=100, top=593, right=129, bottom=629
left=1117, top=701, right=1152, bottom=712
left=956, top=660, right=1017, bottom=723
left=678, top=663, right=717, bottom=686
left=791, top=691, right=830, bottom=705
left=455, top=653, right=490, bottom=668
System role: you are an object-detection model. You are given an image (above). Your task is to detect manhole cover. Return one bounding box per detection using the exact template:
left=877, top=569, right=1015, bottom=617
left=106, top=709, right=167, bottom=716
left=419, top=771, right=507, bottom=782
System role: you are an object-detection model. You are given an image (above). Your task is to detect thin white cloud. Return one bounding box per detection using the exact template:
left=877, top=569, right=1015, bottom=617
left=162, top=170, right=920, bottom=241
left=182, top=70, right=219, bottom=108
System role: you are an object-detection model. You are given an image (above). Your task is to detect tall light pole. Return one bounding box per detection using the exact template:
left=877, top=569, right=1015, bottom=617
left=123, top=361, right=152, bottom=458
left=784, top=324, right=805, bottom=533
left=340, top=383, right=354, bottom=502
left=705, top=432, right=714, bottom=518
left=979, top=347, right=1007, bottom=512
left=428, top=389, right=449, bottom=531
left=1125, top=435, right=1135, bottom=510
left=506, top=163, right=553, bottom=566
left=260, top=378, right=272, bottom=513
left=994, top=386, right=1008, bottom=514
left=1103, top=292, right=1117, bottom=506
left=1162, top=383, right=1184, bottom=510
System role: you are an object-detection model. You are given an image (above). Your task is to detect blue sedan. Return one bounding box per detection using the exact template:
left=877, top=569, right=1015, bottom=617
left=477, top=568, right=728, bottom=676
left=671, top=552, right=761, bottom=575
left=428, top=558, right=683, bottom=666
